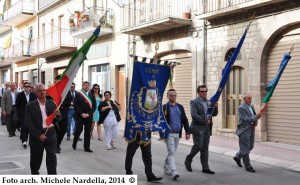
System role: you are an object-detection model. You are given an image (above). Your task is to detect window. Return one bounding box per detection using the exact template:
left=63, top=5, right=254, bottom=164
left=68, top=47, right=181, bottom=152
left=90, top=64, right=110, bottom=94
left=32, top=69, right=38, bottom=85
left=225, top=48, right=242, bottom=61
left=87, top=42, right=111, bottom=59
left=2, top=70, right=8, bottom=84
left=22, top=71, right=29, bottom=81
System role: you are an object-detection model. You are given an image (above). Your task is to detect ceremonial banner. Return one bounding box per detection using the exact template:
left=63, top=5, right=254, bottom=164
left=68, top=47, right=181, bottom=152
left=45, top=27, right=100, bottom=125
left=125, top=61, right=170, bottom=143
left=206, top=18, right=252, bottom=118
left=260, top=52, right=292, bottom=113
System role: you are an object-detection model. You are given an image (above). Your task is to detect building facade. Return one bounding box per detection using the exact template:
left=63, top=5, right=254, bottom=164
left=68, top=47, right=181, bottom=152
left=1, top=0, right=299, bottom=145
left=197, top=0, right=300, bottom=145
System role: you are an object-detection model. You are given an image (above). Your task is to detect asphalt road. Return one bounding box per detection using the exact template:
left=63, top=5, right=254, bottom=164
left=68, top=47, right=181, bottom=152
left=0, top=125, right=299, bottom=185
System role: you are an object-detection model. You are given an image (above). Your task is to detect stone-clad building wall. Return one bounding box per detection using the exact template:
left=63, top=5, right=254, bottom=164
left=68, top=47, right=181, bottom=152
left=204, top=2, right=300, bottom=142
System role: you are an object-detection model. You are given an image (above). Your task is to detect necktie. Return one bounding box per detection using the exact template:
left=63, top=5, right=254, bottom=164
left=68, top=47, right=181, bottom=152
left=71, top=92, right=75, bottom=100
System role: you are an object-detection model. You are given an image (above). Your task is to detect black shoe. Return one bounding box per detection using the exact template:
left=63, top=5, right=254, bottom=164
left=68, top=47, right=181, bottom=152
left=8, top=134, right=12, bottom=137
left=55, top=148, right=60, bottom=154
left=12, top=133, right=16, bottom=136
left=84, top=148, right=93, bottom=152
left=72, top=144, right=76, bottom=150
left=22, top=142, right=27, bottom=149
left=57, top=146, right=61, bottom=152
left=233, top=157, right=243, bottom=167
left=173, top=174, right=179, bottom=181
left=202, top=169, right=215, bottom=174
left=184, top=160, right=192, bottom=172
left=126, top=171, right=133, bottom=175
left=246, top=167, right=255, bottom=173
left=78, top=138, right=82, bottom=141
left=147, top=177, right=163, bottom=182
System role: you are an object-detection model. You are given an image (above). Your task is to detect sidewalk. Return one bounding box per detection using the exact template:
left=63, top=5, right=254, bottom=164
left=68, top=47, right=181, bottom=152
left=119, top=119, right=300, bottom=172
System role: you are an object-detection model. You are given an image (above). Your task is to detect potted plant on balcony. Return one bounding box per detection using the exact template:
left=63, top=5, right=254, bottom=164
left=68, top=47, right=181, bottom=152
left=82, top=13, right=89, bottom=22
left=0, top=56, right=4, bottom=62
left=69, top=17, right=75, bottom=27
left=182, top=4, right=191, bottom=19
left=74, top=10, right=82, bottom=22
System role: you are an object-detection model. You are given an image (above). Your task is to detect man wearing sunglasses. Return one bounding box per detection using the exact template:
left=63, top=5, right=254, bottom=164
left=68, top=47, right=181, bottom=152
left=163, top=89, right=190, bottom=180
left=16, top=82, right=37, bottom=148
left=185, top=85, right=218, bottom=174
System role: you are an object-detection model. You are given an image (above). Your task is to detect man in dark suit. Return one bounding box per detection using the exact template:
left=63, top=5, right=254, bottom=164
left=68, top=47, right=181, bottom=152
left=0, top=82, right=10, bottom=125
left=25, top=83, right=60, bottom=175
left=16, top=82, right=37, bottom=148
left=1, top=82, right=19, bottom=137
left=184, top=85, right=218, bottom=174
left=65, top=83, right=77, bottom=140
left=72, top=81, right=96, bottom=152
left=163, top=89, right=190, bottom=180
left=55, top=97, right=68, bottom=154
left=233, top=93, right=261, bottom=173
left=56, top=83, right=78, bottom=153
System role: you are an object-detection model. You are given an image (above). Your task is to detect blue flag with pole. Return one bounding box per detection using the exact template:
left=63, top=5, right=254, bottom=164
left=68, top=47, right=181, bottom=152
left=206, top=17, right=253, bottom=118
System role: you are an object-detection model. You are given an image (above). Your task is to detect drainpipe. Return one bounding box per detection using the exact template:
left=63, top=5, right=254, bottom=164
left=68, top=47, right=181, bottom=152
left=202, top=19, right=207, bottom=84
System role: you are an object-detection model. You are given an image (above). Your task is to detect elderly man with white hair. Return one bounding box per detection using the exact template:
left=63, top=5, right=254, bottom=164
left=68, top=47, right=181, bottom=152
left=233, top=93, right=261, bottom=173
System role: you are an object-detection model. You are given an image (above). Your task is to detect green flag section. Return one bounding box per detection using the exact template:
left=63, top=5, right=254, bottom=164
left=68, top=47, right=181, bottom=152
left=260, top=53, right=292, bottom=113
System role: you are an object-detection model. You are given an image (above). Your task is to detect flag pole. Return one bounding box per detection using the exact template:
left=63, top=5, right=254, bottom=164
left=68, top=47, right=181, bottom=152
left=260, top=44, right=294, bottom=114
left=45, top=11, right=108, bottom=135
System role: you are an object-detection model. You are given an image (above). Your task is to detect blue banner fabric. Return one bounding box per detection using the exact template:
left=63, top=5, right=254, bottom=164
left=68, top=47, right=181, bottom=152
left=124, top=61, right=171, bottom=143
left=206, top=22, right=251, bottom=118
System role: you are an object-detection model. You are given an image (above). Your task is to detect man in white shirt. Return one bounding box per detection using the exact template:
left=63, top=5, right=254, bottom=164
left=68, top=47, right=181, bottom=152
left=25, top=83, right=60, bottom=174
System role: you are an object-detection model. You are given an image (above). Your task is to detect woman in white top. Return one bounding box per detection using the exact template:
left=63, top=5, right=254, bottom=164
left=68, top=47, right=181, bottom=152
left=98, top=91, right=121, bottom=150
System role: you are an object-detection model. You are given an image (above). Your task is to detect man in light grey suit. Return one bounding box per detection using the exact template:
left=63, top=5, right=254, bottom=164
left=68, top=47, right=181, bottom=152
left=233, top=93, right=261, bottom=173
left=1, top=82, right=19, bottom=137
left=184, top=85, right=218, bottom=174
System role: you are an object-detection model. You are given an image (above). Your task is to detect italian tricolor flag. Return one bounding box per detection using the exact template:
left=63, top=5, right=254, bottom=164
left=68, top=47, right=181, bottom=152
left=45, top=27, right=101, bottom=125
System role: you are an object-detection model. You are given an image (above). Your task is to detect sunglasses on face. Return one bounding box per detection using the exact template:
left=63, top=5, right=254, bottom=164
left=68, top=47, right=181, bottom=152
left=168, top=94, right=176, bottom=97
left=199, top=91, right=207, bottom=93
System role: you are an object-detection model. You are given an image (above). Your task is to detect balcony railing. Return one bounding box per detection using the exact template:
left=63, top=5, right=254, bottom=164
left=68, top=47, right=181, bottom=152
left=70, top=7, right=114, bottom=39
left=38, top=0, right=60, bottom=10
left=200, top=0, right=253, bottom=14
left=121, top=0, right=192, bottom=36
left=196, top=0, right=288, bottom=19
left=121, top=0, right=192, bottom=29
left=3, top=0, right=35, bottom=22
left=1, top=42, right=31, bottom=63
left=31, top=29, right=76, bottom=58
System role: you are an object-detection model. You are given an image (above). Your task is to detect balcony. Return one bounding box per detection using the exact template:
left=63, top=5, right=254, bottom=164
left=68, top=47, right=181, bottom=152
left=70, top=7, right=114, bottom=39
left=0, top=48, right=12, bottom=67
left=121, top=0, right=192, bottom=36
left=2, top=42, right=33, bottom=63
left=37, top=0, right=63, bottom=14
left=3, top=0, right=35, bottom=27
left=0, top=15, right=11, bottom=34
left=31, top=29, right=77, bottom=58
left=197, top=0, right=288, bottom=20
